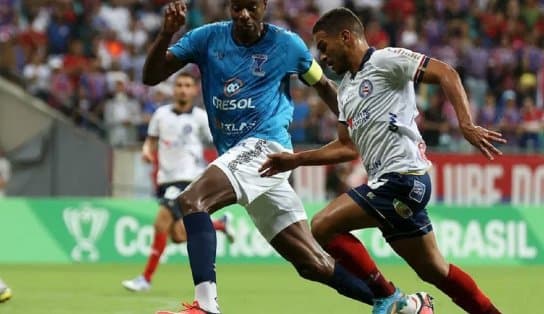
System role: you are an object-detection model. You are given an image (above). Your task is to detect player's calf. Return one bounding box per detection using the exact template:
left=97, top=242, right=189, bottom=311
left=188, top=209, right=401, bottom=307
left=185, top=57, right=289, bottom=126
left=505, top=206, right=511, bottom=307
left=434, top=264, right=501, bottom=314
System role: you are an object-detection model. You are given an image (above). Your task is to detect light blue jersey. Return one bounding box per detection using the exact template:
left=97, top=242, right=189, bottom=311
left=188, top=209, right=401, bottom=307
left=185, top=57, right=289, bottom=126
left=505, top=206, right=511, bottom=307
left=169, top=22, right=315, bottom=154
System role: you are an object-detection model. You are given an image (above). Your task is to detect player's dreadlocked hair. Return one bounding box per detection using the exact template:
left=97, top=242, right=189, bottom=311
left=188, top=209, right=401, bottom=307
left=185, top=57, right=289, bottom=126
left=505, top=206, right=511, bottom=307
left=312, top=7, right=365, bottom=36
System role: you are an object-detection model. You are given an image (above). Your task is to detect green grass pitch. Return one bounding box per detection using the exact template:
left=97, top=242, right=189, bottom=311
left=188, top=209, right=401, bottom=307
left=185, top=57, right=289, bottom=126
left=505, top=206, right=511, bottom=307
left=1, top=264, right=542, bottom=313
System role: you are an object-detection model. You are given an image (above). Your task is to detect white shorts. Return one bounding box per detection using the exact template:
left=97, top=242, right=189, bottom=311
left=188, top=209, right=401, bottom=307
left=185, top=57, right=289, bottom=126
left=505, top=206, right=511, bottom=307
left=211, top=137, right=307, bottom=241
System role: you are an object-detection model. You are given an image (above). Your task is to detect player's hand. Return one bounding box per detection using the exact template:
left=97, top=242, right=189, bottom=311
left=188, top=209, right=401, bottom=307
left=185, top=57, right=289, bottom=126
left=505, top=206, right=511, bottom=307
left=142, top=150, right=155, bottom=163
left=461, top=124, right=507, bottom=160
left=161, top=1, right=187, bottom=36
left=259, top=152, right=300, bottom=177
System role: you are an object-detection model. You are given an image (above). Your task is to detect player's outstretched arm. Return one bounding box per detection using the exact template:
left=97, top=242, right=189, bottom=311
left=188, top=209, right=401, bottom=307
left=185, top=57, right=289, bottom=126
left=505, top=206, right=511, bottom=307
left=259, top=123, right=357, bottom=177
left=421, top=58, right=507, bottom=160
left=142, top=1, right=188, bottom=86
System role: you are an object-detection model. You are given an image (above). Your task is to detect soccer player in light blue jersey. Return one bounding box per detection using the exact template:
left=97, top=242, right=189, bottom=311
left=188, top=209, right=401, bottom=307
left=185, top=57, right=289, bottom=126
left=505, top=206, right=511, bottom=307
left=143, top=1, right=421, bottom=314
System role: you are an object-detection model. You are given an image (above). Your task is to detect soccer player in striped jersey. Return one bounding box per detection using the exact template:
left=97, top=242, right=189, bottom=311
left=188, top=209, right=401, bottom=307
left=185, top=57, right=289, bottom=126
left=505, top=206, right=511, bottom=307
left=261, top=7, right=504, bottom=314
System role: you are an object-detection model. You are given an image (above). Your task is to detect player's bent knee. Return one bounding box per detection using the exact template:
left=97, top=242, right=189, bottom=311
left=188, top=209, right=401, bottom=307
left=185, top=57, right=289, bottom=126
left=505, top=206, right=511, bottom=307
left=177, top=193, right=206, bottom=215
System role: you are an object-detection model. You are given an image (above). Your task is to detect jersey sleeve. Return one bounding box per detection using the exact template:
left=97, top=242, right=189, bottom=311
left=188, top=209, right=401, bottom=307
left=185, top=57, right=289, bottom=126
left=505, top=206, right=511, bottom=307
left=168, top=24, right=213, bottom=63
left=147, top=110, right=160, bottom=137
left=285, top=32, right=323, bottom=86
left=372, top=48, right=430, bottom=84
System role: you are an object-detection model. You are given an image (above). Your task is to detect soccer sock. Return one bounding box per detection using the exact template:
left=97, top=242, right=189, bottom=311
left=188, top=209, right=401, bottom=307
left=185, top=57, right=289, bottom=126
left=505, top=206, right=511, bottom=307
left=143, top=232, right=168, bottom=282
left=183, top=212, right=220, bottom=313
left=326, top=233, right=395, bottom=298
left=328, top=262, right=374, bottom=306
left=212, top=219, right=226, bottom=232
left=436, top=264, right=499, bottom=314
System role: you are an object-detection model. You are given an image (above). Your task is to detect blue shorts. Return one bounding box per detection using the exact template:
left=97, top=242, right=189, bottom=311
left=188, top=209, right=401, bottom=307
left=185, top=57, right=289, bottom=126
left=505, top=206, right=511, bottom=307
left=156, top=181, right=191, bottom=221
left=347, top=172, right=433, bottom=243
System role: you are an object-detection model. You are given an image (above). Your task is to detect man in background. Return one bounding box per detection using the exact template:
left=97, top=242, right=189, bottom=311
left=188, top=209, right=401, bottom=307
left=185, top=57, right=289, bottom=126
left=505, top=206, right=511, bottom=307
left=122, top=73, right=233, bottom=292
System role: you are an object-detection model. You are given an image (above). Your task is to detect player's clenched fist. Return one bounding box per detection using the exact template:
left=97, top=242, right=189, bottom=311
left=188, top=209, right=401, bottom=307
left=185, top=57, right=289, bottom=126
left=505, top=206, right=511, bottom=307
left=161, top=1, right=187, bottom=36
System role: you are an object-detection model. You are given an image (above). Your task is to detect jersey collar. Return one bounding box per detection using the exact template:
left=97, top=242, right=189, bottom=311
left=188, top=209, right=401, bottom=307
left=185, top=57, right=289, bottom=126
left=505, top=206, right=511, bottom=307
left=171, top=105, right=194, bottom=115
left=351, top=47, right=375, bottom=79
left=230, top=22, right=269, bottom=47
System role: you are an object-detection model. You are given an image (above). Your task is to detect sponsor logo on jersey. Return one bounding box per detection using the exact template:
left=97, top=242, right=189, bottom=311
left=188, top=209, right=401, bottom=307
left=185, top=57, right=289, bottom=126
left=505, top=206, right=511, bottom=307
left=213, top=96, right=255, bottom=110
left=251, top=54, right=268, bottom=77
left=346, top=109, right=371, bottom=129
left=216, top=120, right=257, bottom=134
left=388, top=112, right=399, bottom=132
left=224, top=78, right=244, bottom=97
left=359, top=79, right=373, bottom=98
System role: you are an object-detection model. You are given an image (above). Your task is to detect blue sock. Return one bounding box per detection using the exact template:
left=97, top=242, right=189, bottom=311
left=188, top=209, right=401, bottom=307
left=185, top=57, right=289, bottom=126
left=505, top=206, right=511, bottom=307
left=329, top=263, right=374, bottom=305
left=183, top=212, right=217, bottom=285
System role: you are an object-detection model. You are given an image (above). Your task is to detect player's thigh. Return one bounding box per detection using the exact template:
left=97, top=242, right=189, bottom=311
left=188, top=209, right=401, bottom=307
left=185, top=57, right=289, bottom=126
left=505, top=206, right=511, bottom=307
left=245, top=180, right=307, bottom=243
left=154, top=205, right=174, bottom=233
left=389, top=231, right=449, bottom=280
left=178, top=165, right=237, bottom=215
left=311, top=193, right=381, bottom=243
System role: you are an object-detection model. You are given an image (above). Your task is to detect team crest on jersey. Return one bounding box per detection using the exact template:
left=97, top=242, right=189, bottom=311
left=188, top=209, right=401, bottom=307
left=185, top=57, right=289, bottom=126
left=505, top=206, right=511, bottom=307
left=224, top=78, right=244, bottom=97
left=359, top=79, right=373, bottom=98
left=251, top=54, right=268, bottom=77
left=182, top=125, right=193, bottom=135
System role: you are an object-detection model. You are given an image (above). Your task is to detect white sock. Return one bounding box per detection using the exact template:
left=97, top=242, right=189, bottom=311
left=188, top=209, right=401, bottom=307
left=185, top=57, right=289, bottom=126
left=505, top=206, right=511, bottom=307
left=195, top=281, right=220, bottom=313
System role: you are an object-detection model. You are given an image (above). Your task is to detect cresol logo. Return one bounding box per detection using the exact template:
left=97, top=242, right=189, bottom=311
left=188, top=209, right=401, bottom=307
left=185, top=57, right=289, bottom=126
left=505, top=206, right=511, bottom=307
left=63, top=204, right=109, bottom=262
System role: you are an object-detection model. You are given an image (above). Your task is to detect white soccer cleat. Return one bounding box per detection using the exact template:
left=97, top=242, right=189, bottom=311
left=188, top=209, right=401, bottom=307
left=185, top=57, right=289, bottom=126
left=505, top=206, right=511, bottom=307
left=122, top=275, right=151, bottom=292
left=0, top=278, right=11, bottom=303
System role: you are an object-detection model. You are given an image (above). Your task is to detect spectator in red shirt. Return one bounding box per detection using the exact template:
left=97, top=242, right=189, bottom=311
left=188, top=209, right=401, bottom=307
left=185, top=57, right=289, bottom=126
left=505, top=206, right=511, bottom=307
left=63, top=39, right=89, bottom=87
left=519, top=96, right=543, bottom=151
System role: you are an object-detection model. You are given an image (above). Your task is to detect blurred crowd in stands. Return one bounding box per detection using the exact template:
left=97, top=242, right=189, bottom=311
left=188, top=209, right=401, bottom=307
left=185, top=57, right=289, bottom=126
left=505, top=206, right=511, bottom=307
left=1, top=0, right=544, bottom=152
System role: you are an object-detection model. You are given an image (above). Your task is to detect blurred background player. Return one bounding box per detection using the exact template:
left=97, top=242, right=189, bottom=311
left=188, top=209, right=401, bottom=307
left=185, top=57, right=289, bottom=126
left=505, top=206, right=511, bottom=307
left=0, top=278, right=11, bottom=303
left=122, top=72, right=234, bottom=292
left=261, top=7, right=504, bottom=314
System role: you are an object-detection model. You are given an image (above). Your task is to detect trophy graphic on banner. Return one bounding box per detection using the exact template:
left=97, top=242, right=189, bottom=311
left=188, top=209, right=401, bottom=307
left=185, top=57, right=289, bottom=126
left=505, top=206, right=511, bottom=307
left=63, top=204, right=109, bottom=262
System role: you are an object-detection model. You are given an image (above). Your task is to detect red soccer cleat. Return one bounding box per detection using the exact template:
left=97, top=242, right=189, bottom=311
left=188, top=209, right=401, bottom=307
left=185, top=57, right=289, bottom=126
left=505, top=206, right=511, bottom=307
left=214, top=214, right=235, bottom=243
left=156, top=301, right=216, bottom=314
